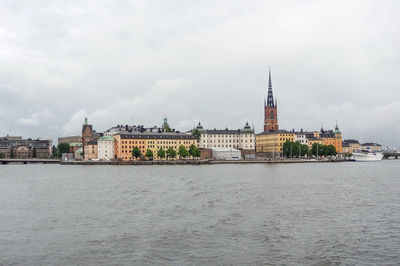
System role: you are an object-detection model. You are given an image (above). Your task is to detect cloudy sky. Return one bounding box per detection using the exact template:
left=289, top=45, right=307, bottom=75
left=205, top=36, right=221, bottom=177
left=0, top=0, right=399, bottom=146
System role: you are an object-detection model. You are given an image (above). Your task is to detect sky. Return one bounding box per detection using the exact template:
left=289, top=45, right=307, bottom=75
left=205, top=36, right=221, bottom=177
left=0, top=0, right=399, bottom=147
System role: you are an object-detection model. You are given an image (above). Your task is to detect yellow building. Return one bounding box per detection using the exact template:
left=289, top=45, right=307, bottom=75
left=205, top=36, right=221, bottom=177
left=114, top=132, right=197, bottom=160
left=256, top=130, right=295, bottom=155
left=308, top=138, right=325, bottom=148
left=319, top=124, right=342, bottom=153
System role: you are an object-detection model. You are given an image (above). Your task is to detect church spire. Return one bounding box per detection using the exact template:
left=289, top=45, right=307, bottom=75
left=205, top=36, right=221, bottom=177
left=267, top=69, right=275, bottom=107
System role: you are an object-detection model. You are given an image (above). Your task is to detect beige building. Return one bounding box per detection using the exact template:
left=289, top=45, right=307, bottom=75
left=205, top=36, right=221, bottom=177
left=361, top=142, right=382, bottom=151
left=192, top=122, right=255, bottom=150
left=84, top=140, right=98, bottom=160
left=98, top=136, right=115, bottom=160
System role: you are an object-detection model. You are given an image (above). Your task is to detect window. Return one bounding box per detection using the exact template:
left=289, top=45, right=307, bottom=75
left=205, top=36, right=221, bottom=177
left=270, top=110, right=274, bottom=119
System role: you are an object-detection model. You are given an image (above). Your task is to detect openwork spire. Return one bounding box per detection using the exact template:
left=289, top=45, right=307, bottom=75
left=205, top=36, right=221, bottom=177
left=266, top=69, right=275, bottom=107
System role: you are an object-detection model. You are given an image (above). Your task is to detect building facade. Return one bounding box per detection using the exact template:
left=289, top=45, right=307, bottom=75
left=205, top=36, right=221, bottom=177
left=98, top=136, right=115, bottom=160
left=114, top=132, right=197, bottom=160
left=84, top=140, right=98, bottom=160
left=361, top=143, right=382, bottom=151
left=192, top=122, right=255, bottom=150
left=0, top=135, right=52, bottom=159
left=264, top=70, right=279, bottom=132
left=256, top=130, right=295, bottom=156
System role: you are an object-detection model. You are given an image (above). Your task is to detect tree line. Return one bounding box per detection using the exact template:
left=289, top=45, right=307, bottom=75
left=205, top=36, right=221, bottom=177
left=282, top=140, right=337, bottom=158
left=132, top=144, right=201, bottom=160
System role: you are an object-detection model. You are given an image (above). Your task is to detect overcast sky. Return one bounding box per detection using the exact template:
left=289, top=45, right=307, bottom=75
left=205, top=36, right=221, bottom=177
left=0, top=0, right=399, bottom=147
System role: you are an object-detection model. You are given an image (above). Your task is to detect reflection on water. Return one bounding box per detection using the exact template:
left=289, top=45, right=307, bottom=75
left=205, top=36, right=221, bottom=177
left=1, top=161, right=399, bottom=265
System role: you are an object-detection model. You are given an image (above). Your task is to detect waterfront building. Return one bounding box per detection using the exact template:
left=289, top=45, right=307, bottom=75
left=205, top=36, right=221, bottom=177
left=84, top=140, right=98, bottom=160
left=211, top=147, right=241, bottom=160
left=342, top=142, right=352, bottom=154
left=294, top=129, right=308, bottom=145
left=191, top=122, right=255, bottom=150
left=319, top=124, right=342, bottom=153
left=256, top=130, right=295, bottom=156
left=81, top=118, right=102, bottom=160
left=114, top=132, right=197, bottom=160
left=361, top=142, right=382, bottom=151
left=343, top=139, right=361, bottom=153
left=98, top=136, right=115, bottom=160
left=264, top=70, right=279, bottom=132
left=307, top=138, right=325, bottom=148
left=0, top=135, right=52, bottom=159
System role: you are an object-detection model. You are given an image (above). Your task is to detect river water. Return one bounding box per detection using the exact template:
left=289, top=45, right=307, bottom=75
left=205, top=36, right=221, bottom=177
left=1, top=161, right=399, bottom=265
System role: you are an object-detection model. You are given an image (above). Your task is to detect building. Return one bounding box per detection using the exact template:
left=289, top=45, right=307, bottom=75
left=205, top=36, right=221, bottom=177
left=264, top=70, right=278, bottom=132
left=114, top=132, right=197, bottom=160
left=343, top=139, right=361, bottom=153
left=58, top=136, right=82, bottom=144
left=0, top=135, right=52, bottom=159
left=319, top=124, right=342, bottom=153
left=192, top=122, right=255, bottom=150
left=307, top=138, right=325, bottom=148
left=342, top=142, right=352, bottom=154
left=84, top=140, right=98, bottom=160
left=82, top=118, right=102, bottom=160
left=211, top=147, right=241, bottom=160
left=361, top=142, right=382, bottom=151
left=294, top=129, right=308, bottom=145
left=98, top=136, right=115, bottom=160
left=256, top=130, right=295, bottom=156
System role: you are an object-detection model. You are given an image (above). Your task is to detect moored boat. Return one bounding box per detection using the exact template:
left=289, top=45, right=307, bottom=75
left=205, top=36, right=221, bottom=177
left=353, top=150, right=383, bottom=161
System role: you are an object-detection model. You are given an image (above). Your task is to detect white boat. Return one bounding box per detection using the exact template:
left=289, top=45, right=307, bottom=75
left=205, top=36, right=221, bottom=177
left=353, top=151, right=383, bottom=161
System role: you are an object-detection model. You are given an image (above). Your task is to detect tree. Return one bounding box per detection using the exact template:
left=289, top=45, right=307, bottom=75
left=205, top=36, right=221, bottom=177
left=145, top=149, right=154, bottom=160
left=10, top=148, right=14, bottom=158
left=324, top=145, right=337, bottom=156
left=178, top=145, right=189, bottom=159
left=157, top=148, right=166, bottom=160
left=192, top=146, right=201, bottom=158
left=166, top=147, right=177, bottom=160
left=0, top=152, right=5, bottom=159
left=32, top=148, right=37, bottom=158
left=132, top=146, right=142, bottom=160
left=58, top=143, right=70, bottom=155
left=52, top=145, right=59, bottom=158
left=300, top=144, right=309, bottom=157
left=192, top=129, right=201, bottom=142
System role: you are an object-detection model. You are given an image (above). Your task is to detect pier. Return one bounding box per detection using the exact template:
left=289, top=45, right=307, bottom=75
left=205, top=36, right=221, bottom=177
left=0, top=159, right=60, bottom=165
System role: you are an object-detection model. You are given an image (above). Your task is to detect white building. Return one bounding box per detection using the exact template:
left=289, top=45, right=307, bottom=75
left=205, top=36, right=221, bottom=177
left=191, top=122, right=255, bottom=150
left=294, top=130, right=308, bottom=145
left=211, top=147, right=241, bottom=160
left=98, top=136, right=115, bottom=160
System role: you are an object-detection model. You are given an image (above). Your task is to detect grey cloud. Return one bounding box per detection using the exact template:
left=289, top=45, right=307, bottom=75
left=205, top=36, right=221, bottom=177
left=0, top=0, right=399, bottom=146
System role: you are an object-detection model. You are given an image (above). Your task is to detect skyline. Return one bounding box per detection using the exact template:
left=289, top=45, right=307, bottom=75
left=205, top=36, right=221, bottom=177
left=1, top=1, right=399, bottom=146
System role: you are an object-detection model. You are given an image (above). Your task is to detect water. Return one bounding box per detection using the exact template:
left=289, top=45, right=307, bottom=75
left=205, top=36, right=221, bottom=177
left=1, top=161, right=399, bottom=265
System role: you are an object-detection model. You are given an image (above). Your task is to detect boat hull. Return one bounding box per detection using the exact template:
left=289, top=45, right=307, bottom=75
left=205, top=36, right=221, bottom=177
left=353, top=152, right=383, bottom=162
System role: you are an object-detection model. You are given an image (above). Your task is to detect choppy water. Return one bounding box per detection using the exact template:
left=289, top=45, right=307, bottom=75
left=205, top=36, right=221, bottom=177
left=1, top=161, right=400, bottom=265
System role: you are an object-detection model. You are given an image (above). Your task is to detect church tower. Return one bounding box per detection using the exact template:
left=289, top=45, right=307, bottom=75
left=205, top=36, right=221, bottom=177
left=264, top=70, right=279, bottom=132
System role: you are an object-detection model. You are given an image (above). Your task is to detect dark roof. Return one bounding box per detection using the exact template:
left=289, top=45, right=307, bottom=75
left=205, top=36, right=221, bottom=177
left=119, top=132, right=196, bottom=140
left=87, top=140, right=98, bottom=145
left=343, top=139, right=359, bottom=144
left=362, top=142, right=381, bottom=146
left=342, top=142, right=351, bottom=147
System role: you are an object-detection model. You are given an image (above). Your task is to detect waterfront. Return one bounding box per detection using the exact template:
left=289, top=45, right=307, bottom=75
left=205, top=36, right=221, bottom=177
left=1, top=161, right=400, bottom=265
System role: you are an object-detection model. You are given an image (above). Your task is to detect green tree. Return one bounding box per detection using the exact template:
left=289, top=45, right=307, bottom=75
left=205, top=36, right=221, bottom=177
left=32, top=148, right=37, bottom=158
left=311, top=143, right=325, bottom=157
left=324, top=145, right=337, bottom=156
left=132, top=146, right=142, bottom=160
left=58, top=143, right=70, bottom=155
left=178, top=145, right=189, bottom=159
left=166, top=147, right=177, bottom=160
left=157, top=148, right=166, bottom=160
left=192, top=146, right=201, bottom=158
left=283, top=140, right=300, bottom=158
left=299, top=144, right=309, bottom=157
left=145, top=149, right=154, bottom=160
left=51, top=145, right=59, bottom=158
left=0, top=152, right=5, bottom=159
left=191, top=129, right=201, bottom=142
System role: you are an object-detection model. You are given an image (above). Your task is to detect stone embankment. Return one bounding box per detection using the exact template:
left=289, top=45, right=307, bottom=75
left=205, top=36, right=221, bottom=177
left=60, top=158, right=348, bottom=165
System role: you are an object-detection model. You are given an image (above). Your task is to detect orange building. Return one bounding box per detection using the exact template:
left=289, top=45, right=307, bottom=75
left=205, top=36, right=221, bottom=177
left=319, top=124, right=342, bottom=154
